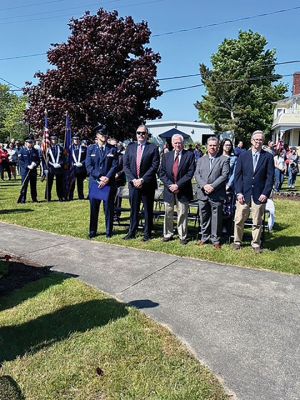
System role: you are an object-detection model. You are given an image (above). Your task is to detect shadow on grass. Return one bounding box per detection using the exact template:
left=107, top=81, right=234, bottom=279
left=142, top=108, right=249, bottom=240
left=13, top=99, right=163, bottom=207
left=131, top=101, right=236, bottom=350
left=0, top=376, right=25, bottom=400
left=0, top=183, right=20, bottom=187
left=271, top=222, right=289, bottom=232
left=0, top=298, right=128, bottom=363
left=0, top=209, right=34, bottom=215
left=265, top=235, right=300, bottom=250
left=0, top=269, right=76, bottom=312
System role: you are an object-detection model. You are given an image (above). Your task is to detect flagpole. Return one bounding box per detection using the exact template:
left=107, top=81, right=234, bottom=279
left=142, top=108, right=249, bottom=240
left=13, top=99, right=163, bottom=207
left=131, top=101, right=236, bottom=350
left=44, top=110, right=50, bottom=202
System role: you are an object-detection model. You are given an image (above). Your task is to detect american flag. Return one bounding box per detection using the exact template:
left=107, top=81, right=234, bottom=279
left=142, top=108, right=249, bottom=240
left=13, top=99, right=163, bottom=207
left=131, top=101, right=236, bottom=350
left=41, top=115, right=50, bottom=157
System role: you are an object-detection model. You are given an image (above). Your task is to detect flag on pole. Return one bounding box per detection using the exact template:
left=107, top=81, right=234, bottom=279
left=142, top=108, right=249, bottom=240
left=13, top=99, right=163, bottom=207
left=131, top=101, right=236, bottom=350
left=41, top=115, right=50, bottom=158
left=63, top=114, right=75, bottom=200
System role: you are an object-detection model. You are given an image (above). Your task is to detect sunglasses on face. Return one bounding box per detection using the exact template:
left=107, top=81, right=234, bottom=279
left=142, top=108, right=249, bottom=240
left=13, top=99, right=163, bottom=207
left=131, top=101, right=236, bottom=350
left=136, top=131, right=147, bottom=136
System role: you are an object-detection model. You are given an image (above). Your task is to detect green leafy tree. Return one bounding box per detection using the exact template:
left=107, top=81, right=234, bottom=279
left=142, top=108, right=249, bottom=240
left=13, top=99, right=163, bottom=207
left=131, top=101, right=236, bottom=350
left=195, top=30, right=287, bottom=144
left=3, top=96, right=28, bottom=141
left=0, top=85, right=28, bottom=142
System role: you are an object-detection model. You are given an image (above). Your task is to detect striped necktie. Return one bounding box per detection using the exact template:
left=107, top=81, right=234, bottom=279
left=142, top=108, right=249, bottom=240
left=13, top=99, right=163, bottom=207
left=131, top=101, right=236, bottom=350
left=136, top=144, right=143, bottom=178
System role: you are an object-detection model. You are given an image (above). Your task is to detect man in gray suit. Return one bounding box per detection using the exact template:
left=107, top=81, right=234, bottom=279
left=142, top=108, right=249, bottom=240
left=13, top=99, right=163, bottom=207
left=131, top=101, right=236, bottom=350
left=195, top=136, right=229, bottom=248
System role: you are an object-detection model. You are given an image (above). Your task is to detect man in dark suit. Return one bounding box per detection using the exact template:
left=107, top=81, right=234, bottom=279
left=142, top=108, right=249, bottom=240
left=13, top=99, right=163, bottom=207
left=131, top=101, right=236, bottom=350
left=233, top=130, right=274, bottom=253
left=160, top=134, right=195, bottom=244
left=195, top=136, right=229, bottom=248
left=85, top=125, right=118, bottom=239
left=69, top=134, right=87, bottom=200
left=123, top=125, right=160, bottom=241
left=18, top=138, right=40, bottom=203
left=44, top=135, right=65, bottom=201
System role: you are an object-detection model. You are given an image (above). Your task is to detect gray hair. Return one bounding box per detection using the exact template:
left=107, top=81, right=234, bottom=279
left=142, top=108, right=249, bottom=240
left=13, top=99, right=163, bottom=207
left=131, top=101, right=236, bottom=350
left=206, top=136, right=219, bottom=146
left=251, top=130, right=265, bottom=140
left=171, top=134, right=184, bottom=143
left=136, top=124, right=149, bottom=134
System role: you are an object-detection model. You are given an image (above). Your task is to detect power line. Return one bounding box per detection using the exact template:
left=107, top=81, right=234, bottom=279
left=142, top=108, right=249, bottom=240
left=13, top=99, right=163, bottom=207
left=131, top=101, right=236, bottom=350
left=0, top=0, right=66, bottom=12
left=7, top=73, right=295, bottom=94
left=0, top=0, right=162, bottom=25
left=0, top=53, right=47, bottom=61
left=158, top=60, right=300, bottom=81
left=0, top=77, right=22, bottom=90
left=153, top=5, right=300, bottom=37
left=162, top=74, right=294, bottom=94
left=0, top=5, right=299, bottom=60
left=0, top=0, right=123, bottom=22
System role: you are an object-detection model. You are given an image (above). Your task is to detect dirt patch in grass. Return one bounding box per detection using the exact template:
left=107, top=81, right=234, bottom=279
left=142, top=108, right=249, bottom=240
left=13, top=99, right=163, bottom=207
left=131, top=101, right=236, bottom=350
left=0, top=254, right=50, bottom=297
left=274, top=191, right=300, bottom=201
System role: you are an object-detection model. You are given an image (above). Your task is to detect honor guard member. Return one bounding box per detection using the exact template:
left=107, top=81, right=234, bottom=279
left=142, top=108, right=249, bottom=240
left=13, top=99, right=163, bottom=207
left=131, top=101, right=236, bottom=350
left=44, top=135, right=65, bottom=201
left=85, top=125, right=119, bottom=238
left=18, top=138, right=40, bottom=203
left=69, top=134, right=87, bottom=200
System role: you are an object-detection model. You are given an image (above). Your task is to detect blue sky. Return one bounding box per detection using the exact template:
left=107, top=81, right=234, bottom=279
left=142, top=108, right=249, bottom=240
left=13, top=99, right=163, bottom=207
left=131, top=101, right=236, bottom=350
left=1, top=0, right=299, bottom=121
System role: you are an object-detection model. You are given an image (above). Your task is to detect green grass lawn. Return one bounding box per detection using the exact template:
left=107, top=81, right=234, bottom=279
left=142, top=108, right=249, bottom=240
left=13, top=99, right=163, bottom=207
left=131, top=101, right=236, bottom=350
left=0, top=177, right=299, bottom=274
left=0, top=275, right=228, bottom=400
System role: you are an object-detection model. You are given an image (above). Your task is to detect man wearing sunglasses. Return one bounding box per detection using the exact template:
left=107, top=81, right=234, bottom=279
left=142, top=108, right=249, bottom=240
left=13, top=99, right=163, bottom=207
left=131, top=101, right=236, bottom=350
left=123, top=125, right=160, bottom=241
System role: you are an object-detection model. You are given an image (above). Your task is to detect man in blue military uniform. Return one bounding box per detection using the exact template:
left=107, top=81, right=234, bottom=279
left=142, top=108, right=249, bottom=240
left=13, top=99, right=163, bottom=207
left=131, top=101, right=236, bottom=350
left=85, top=125, right=119, bottom=239
left=18, top=138, right=40, bottom=203
left=44, top=135, right=65, bottom=201
left=69, top=134, right=87, bottom=200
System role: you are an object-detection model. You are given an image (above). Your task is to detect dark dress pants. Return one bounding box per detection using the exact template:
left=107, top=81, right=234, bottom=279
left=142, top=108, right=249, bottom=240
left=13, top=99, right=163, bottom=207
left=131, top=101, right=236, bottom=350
left=21, top=171, right=37, bottom=202
left=128, top=186, right=155, bottom=237
left=89, top=186, right=116, bottom=237
left=45, top=173, right=64, bottom=201
left=198, top=198, right=223, bottom=244
left=70, top=173, right=85, bottom=200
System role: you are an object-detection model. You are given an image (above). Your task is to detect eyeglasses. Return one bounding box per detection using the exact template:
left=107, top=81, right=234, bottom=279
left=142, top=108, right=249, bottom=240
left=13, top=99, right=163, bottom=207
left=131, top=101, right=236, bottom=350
left=136, top=131, right=147, bottom=136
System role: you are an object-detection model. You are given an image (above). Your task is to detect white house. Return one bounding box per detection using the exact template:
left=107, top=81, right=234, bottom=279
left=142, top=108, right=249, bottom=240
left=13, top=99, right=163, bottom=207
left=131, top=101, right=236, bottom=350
left=272, top=72, right=300, bottom=149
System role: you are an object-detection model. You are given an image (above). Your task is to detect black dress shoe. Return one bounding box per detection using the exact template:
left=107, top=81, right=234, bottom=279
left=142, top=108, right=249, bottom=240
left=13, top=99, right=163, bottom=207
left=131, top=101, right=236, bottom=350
left=89, top=232, right=96, bottom=239
left=180, top=238, right=189, bottom=245
left=142, top=236, right=152, bottom=242
left=123, top=233, right=135, bottom=240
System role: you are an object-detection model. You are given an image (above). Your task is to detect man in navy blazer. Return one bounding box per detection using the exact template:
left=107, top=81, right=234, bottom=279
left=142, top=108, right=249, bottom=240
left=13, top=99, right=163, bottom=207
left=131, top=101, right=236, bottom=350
left=85, top=125, right=118, bottom=239
left=160, top=134, right=195, bottom=244
left=233, top=130, right=274, bottom=253
left=123, top=125, right=160, bottom=241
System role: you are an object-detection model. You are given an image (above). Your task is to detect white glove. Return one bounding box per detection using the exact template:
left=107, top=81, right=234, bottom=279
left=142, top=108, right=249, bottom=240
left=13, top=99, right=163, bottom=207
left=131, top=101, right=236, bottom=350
left=28, top=165, right=33, bottom=170
left=75, top=162, right=82, bottom=167
left=54, top=163, right=61, bottom=169
left=29, top=162, right=36, bottom=169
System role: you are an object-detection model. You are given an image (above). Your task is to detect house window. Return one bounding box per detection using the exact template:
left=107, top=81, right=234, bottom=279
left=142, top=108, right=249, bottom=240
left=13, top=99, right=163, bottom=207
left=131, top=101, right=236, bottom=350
left=276, top=108, right=285, bottom=117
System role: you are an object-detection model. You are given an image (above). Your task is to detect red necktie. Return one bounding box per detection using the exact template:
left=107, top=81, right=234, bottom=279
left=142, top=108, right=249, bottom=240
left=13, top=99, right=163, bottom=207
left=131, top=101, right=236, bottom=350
left=173, top=152, right=179, bottom=183
left=136, top=144, right=143, bottom=178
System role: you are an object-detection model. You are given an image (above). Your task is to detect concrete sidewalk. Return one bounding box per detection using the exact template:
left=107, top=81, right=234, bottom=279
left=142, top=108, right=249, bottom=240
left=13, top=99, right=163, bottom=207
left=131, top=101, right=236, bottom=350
left=0, top=222, right=299, bottom=400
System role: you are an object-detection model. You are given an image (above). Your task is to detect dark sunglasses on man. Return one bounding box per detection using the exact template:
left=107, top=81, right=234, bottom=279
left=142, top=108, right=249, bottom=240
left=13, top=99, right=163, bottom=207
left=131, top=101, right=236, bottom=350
left=136, top=131, right=147, bottom=136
